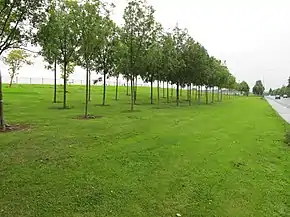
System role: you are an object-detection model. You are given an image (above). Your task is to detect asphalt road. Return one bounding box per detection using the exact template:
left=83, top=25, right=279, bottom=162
left=265, top=96, right=290, bottom=124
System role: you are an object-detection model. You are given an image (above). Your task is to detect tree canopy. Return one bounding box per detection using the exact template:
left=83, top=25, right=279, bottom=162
left=252, top=80, right=265, bottom=96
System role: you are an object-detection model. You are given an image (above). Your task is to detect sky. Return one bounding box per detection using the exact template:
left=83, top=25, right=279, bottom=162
left=1, top=0, right=290, bottom=89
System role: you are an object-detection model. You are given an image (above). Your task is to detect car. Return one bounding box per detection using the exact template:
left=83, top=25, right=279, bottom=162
left=283, top=94, right=288, bottom=98
left=275, top=95, right=281, bottom=99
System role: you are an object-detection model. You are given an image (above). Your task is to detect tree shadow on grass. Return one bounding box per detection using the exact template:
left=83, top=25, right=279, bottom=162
left=0, top=124, right=31, bottom=133
left=95, top=104, right=111, bottom=107
left=48, top=106, right=73, bottom=110
left=74, top=114, right=103, bottom=120
left=121, top=109, right=141, bottom=113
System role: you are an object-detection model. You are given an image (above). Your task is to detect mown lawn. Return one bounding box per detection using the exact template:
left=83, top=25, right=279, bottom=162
left=0, top=84, right=289, bottom=217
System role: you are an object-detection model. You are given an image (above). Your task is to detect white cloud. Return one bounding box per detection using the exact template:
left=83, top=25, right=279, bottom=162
left=1, top=0, right=290, bottom=89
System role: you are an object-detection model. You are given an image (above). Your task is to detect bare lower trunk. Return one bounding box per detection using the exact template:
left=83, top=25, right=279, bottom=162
left=162, top=81, right=165, bottom=98
left=115, top=76, right=119, bottom=101
left=53, top=57, right=57, bottom=103
left=63, top=62, right=67, bottom=109
left=0, top=70, right=5, bottom=130
left=150, top=77, right=153, bottom=104
left=102, top=73, right=106, bottom=106
left=9, top=75, right=14, bottom=87
left=220, top=89, right=223, bottom=101
left=195, top=86, right=198, bottom=100
left=134, top=76, right=137, bottom=104
left=130, top=75, right=134, bottom=111
left=88, top=70, right=91, bottom=101
left=167, top=82, right=169, bottom=103
left=176, top=83, right=180, bottom=106
left=157, top=80, right=160, bottom=107
left=84, top=65, right=89, bottom=118
left=171, top=84, right=174, bottom=98
left=126, top=78, right=129, bottom=96
left=189, top=84, right=192, bottom=105
left=211, top=87, right=214, bottom=103
left=198, top=86, right=201, bottom=104
left=206, top=87, right=208, bottom=104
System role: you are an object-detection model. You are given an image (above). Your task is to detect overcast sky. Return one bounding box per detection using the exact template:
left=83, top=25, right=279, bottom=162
left=1, top=0, right=290, bottom=89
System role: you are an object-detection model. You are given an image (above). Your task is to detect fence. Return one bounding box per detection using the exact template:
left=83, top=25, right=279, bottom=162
left=1, top=76, right=238, bottom=95
left=2, top=76, right=151, bottom=87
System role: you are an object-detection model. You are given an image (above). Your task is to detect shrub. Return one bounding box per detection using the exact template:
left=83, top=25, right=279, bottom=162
left=284, top=131, right=290, bottom=146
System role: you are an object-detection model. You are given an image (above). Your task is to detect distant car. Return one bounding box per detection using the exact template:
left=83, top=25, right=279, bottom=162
left=275, top=95, right=281, bottom=99
left=283, top=94, right=288, bottom=98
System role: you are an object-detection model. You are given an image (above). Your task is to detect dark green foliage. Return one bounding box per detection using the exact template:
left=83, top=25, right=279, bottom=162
left=253, top=80, right=265, bottom=96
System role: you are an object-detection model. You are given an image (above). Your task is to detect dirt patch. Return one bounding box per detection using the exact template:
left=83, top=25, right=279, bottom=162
left=74, top=115, right=103, bottom=120
left=121, top=109, right=141, bottom=113
left=95, top=104, right=111, bottom=107
left=48, top=106, right=73, bottom=110
left=0, top=124, right=31, bottom=133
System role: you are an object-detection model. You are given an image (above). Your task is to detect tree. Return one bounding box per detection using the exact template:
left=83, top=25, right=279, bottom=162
left=115, top=31, right=129, bottom=101
left=3, top=49, right=32, bottom=87
left=122, top=0, right=157, bottom=111
left=239, top=81, right=250, bottom=96
left=60, top=61, right=75, bottom=80
left=252, top=80, right=265, bottom=96
left=0, top=0, right=47, bottom=130
left=142, top=22, right=162, bottom=105
left=78, top=0, right=102, bottom=117
left=268, top=88, right=273, bottom=95
left=37, top=1, right=60, bottom=103
left=171, top=25, right=188, bottom=106
left=94, top=9, right=118, bottom=106
left=160, top=32, right=176, bottom=104
left=288, top=76, right=290, bottom=88
left=38, top=0, right=82, bottom=109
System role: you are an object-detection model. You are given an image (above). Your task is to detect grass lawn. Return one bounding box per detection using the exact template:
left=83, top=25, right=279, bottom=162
left=0, top=84, right=289, bottom=217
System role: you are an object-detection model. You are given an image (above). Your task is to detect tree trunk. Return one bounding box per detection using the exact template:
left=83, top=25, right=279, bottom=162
left=206, top=87, right=208, bottom=104
left=9, top=74, right=14, bottom=88
left=84, top=65, right=89, bottom=118
left=134, top=76, right=137, bottom=104
left=211, top=87, right=214, bottom=103
left=220, top=88, right=223, bottom=101
left=126, top=78, right=129, bottom=96
left=53, top=57, right=57, bottom=103
left=150, top=77, right=153, bottom=104
left=195, top=86, right=198, bottom=100
left=198, top=86, right=201, bottom=104
left=88, top=70, right=91, bottom=101
left=0, top=70, right=5, bottom=130
left=176, top=83, right=180, bottom=106
left=180, top=87, right=182, bottom=97
left=157, top=80, right=160, bottom=107
left=171, top=84, right=174, bottom=98
left=189, top=84, right=192, bottom=105
left=200, top=86, right=203, bottom=96
left=63, top=62, right=67, bottom=109
left=130, top=75, right=134, bottom=111
left=162, top=81, right=165, bottom=98
left=167, top=82, right=169, bottom=103
left=102, top=72, right=106, bottom=106
left=217, top=87, right=220, bottom=101
left=115, top=76, right=119, bottom=101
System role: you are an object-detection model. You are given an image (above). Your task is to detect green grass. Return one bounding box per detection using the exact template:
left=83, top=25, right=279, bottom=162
left=0, top=84, right=289, bottom=217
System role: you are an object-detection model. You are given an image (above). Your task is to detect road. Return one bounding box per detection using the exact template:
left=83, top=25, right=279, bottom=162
left=265, top=96, right=290, bottom=124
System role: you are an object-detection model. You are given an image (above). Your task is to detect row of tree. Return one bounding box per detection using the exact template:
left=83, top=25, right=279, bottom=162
left=0, top=0, right=245, bottom=130
left=269, top=77, right=290, bottom=96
